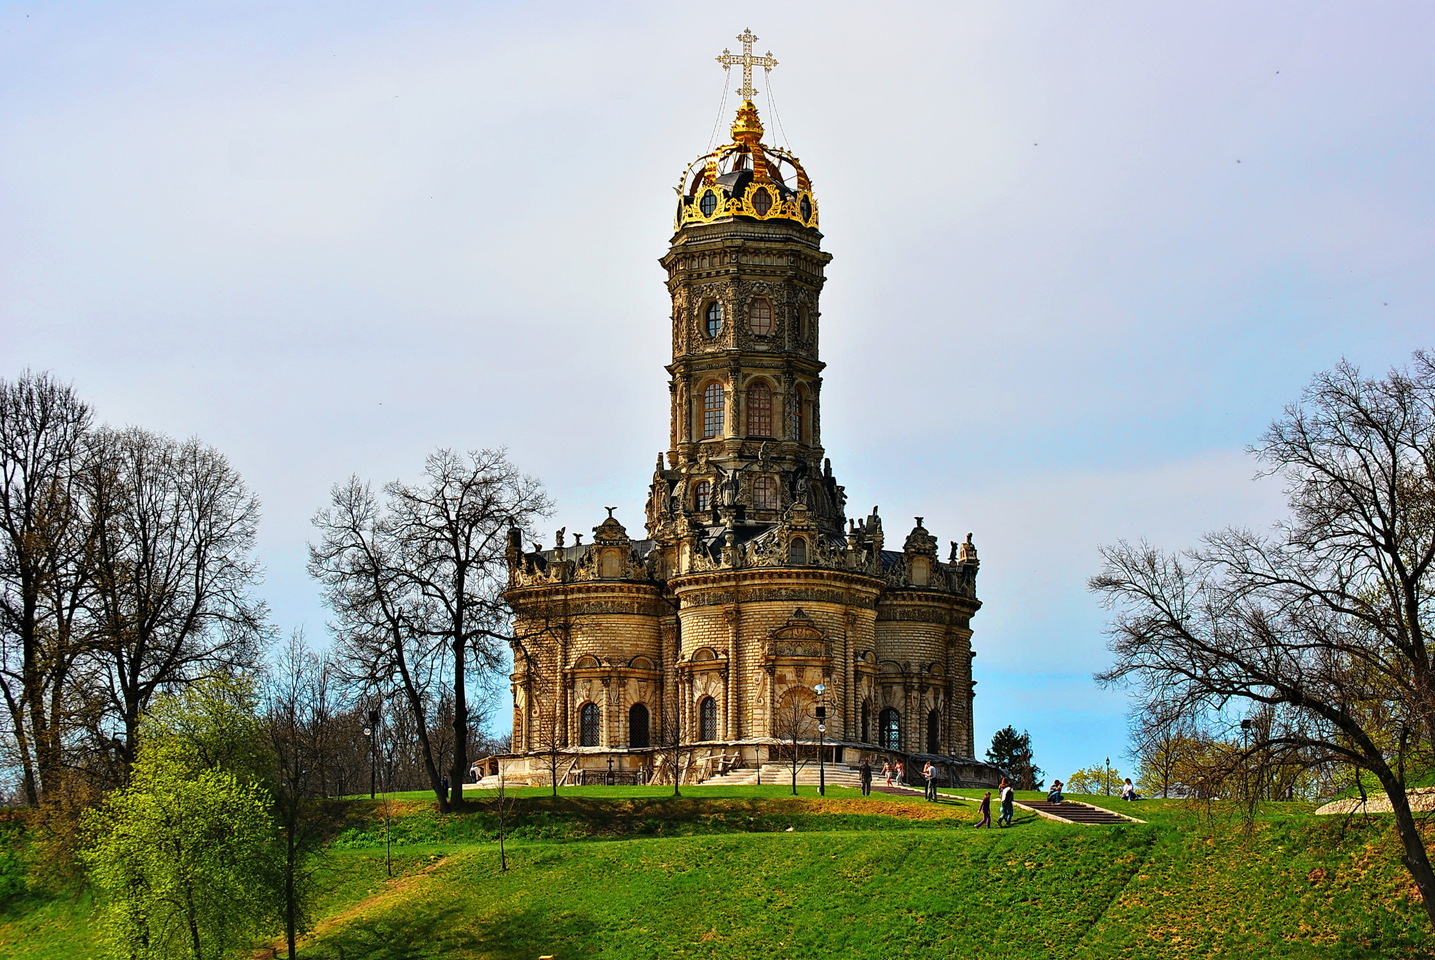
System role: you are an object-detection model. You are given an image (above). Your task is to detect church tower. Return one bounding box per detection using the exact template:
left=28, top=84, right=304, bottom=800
left=645, top=66, right=843, bottom=567
left=500, top=32, right=990, bottom=789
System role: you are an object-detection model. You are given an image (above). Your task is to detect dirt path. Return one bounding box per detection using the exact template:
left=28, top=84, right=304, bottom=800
left=251, top=853, right=459, bottom=959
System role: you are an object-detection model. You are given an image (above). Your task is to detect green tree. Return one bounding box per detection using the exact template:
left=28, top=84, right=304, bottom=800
left=1065, top=763, right=1120, bottom=795
left=985, top=726, right=1043, bottom=789
left=83, top=679, right=282, bottom=960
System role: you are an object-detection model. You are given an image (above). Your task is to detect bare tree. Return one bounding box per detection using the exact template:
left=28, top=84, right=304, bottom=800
left=0, top=372, right=93, bottom=805
left=772, top=687, right=816, bottom=796
left=83, top=426, right=269, bottom=770
left=1093, top=353, right=1435, bottom=929
left=651, top=711, right=691, bottom=797
left=311, top=449, right=549, bottom=812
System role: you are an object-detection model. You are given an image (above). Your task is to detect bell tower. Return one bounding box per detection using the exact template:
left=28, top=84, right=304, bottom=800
left=646, top=33, right=845, bottom=556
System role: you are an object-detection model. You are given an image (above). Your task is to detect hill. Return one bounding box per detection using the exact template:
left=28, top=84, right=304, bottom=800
left=1, top=787, right=1430, bottom=959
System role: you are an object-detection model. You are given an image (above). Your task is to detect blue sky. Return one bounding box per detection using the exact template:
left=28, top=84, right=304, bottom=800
left=3, top=1, right=1432, bottom=781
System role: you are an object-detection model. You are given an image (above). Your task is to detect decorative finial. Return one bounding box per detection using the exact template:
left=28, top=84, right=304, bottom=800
left=716, top=28, right=778, bottom=101
left=605, top=506, right=616, bottom=519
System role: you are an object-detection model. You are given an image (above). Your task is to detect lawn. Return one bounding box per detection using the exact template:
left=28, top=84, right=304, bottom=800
left=1, top=788, right=1429, bottom=959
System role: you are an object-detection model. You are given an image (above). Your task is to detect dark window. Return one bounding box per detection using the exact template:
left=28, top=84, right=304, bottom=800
left=927, top=709, right=940, bottom=754
left=699, top=697, right=717, bottom=742
left=705, top=302, right=723, bottom=338
left=800, top=195, right=812, bottom=222
left=695, top=480, right=711, bottom=512
left=747, top=381, right=773, bottom=436
left=580, top=703, right=600, bottom=747
left=700, top=190, right=718, bottom=217
left=629, top=703, right=650, bottom=748
left=861, top=701, right=871, bottom=743
left=749, top=297, right=773, bottom=336
left=789, top=537, right=807, bottom=564
left=752, top=187, right=772, bottom=216
left=702, top=383, right=725, bottom=438
left=753, top=476, right=777, bottom=510
left=880, top=708, right=901, bottom=751
left=798, top=305, right=811, bottom=339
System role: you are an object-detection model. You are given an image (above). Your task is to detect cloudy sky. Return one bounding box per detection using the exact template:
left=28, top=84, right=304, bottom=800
left=3, top=1, right=1431, bottom=781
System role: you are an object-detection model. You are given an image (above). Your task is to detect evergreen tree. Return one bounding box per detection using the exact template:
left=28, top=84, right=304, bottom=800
left=985, top=726, right=1044, bottom=789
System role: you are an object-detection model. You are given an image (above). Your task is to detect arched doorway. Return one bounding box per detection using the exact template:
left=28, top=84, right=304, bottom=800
left=879, top=708, right=901, bottom=751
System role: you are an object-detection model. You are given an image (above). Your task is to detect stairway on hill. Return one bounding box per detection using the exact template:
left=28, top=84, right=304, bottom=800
left=1018, top=799, right=1140, bottom=824
left=698, top=762, right=868, bottom=789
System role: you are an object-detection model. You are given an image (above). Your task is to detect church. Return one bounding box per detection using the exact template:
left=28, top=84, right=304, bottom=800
left=496, top=33, right=990, bottom=787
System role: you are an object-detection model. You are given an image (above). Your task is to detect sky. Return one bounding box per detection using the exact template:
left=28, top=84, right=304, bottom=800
left=3, top=1, right=1432, bottom=783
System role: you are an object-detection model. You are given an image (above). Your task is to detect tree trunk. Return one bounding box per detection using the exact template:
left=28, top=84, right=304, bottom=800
left=448, top=635, right=467, bottom=811
left=1381, top=773, right=1435, bottom=929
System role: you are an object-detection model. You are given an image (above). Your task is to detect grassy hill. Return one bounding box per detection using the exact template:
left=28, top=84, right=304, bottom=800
left=2, top=786, right=1430, bottom=959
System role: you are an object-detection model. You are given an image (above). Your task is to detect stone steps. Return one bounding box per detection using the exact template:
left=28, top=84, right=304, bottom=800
left=1017, top=799, right=1142, bottom=825
left=700, top=762, right=866, bottom=789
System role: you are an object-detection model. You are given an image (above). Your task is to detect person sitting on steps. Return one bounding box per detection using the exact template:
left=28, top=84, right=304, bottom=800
left=1048, top=779, right=1064, bottom=803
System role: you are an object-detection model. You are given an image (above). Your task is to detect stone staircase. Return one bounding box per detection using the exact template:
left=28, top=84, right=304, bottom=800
left=1016, top=798, right=1143, bottom=825
left=699, top=762, right=866, bottom=789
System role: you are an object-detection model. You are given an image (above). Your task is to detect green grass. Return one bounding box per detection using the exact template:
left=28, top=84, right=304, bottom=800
left=2, top=790, right=1431, bottom=959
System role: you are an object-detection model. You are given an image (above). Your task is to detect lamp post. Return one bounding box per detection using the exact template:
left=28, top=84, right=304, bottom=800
left=367, top=708, right=380, bottom=800
left=1105, top=756, right=1111, bottom=797
left=814, top=684, right=827, bottom=797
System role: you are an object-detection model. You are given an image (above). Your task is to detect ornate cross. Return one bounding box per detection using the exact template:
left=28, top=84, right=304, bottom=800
left=716, top=28, right=778, bottom=101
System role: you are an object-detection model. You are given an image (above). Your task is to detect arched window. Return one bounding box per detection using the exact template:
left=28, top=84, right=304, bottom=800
left=749, top=297, right=773, bottom=336
left=788, top=537, right=807, bottom=564
left=702, top=382, right=725, bottom=438
left=704, top=302, right=723, bottom=338
left=579, top=703, right=600, bottom=747
left=699, top=697, right=717, bottom=742
left=747, top=381, right=773, bottom=436
left=753, top=475, right=778, bottom=510
left=629, top=703, right=650, bottom=748
left=795, top=384, right=809, bottom=444
left=927, top=709, right=941, bottom=754
left=598, top=549, right=622, bottom=578
left=880, top=708, right=901, bottom=751
left=798, top=305, right=811, bottom=339
left=910, top=557, right=930, bottom=586
left=861, top=701, right=871, bottom=743
left=695, top=480, right=712, bottom=512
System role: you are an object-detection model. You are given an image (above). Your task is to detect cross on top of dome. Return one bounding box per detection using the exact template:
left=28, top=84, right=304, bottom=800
left=716, top=28, right=778, bottom=101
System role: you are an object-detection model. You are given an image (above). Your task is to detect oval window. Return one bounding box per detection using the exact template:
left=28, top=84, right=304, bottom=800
left=705, top=302, right=723, bottom=338
left=700, top=190, right=718, bottom=217
left=752, top=188, right=772, bottom=216
left=749, top=298, right=772, bottom=336
left=800, top=195, right=812, bottom=222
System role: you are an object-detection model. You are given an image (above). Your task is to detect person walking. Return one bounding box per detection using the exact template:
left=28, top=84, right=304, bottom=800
left=860, top=757, right=873, bottom=797
left=882, top=760, right=893, bottom=787
left=923, top=760, right=937, bottom=801
left=895, top=760, right=905, bottom=788
left=998, top=778, right=1015, bottom=827
left=975, top=790, right=993, bottom=828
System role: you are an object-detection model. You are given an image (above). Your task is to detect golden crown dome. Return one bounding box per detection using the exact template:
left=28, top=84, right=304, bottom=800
left=674, top=98, right=818, bottom=231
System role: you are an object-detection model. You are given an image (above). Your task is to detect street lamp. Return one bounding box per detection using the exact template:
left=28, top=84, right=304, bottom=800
left=367, top=708, right=380, bottom=800
left=814, top=684, right=827, bottom=797
left=1105, top=756, right=1111, bottom=797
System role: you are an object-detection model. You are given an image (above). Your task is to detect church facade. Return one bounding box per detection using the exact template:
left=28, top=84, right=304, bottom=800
left=499, top=40, right=985, bottom=785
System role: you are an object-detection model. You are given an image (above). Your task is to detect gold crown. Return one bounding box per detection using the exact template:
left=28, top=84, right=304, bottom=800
left=674, top=100, right=818, bottom=231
